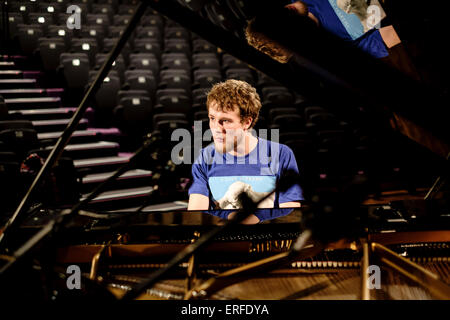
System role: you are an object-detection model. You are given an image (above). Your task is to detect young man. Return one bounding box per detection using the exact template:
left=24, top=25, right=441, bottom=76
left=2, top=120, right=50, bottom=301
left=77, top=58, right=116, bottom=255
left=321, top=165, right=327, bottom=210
left=188, top=80, right=303, bottom=224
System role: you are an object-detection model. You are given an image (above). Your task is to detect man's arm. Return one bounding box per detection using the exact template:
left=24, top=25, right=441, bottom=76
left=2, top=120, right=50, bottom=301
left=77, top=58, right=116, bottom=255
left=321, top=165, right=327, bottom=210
left=280, top=201, right=301, bottom=208
left=188, top=193, right=210, bottom=210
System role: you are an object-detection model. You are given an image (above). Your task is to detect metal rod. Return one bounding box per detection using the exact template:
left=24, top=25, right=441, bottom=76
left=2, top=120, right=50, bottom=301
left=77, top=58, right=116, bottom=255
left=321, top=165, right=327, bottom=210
left=371, top=242, right=450, bottom=300
left=89, top=245, right=107, bottom=281
left=0, top=220, right=55, bottom=274
left=0, top=1, right=149, bottom=245
left=361, top=240, right=370, bottom=300
left=424, top=151, right=449, bottom=200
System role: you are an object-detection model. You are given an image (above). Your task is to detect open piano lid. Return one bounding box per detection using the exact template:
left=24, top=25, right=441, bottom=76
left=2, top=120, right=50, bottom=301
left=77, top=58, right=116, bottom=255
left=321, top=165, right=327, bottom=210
left=148, top=0, right=449, bottom=160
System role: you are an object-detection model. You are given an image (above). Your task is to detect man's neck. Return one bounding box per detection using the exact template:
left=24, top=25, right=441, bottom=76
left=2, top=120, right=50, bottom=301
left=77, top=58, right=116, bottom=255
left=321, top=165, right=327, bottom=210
left=229, top=133, right=258, bottom=157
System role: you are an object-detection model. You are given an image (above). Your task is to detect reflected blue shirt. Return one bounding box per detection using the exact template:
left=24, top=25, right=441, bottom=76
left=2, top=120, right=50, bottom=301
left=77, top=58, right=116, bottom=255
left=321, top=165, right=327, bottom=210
left=297, top=0, right=388, bottom=58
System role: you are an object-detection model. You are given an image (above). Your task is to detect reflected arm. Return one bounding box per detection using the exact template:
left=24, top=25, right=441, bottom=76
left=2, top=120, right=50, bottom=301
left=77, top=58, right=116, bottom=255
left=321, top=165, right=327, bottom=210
left=280, top=201, right=301, bottom=208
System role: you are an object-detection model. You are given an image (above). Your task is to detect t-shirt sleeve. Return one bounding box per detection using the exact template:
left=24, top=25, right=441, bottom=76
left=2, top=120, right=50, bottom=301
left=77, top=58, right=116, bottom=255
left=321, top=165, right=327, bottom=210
left=354, top=29, right=389, bottom=58
left=255, top=208, right=294, bottom=222
left=296, top=0, right=320, bottom=25
left=278, top=145, right=304, bottom=203
left=188, top=151, right=210, bottom=197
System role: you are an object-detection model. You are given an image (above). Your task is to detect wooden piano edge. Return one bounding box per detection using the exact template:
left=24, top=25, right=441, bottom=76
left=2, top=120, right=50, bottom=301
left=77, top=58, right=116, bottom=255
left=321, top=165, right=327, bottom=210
left=54, top=229, right=449, bottom=264
left=368, top=230, right=450, bottom=245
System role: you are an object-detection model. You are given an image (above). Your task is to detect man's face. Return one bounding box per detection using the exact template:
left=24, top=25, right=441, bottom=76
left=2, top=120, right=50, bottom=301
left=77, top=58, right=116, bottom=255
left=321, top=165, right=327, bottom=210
left=208, top=101, right=251, bottom=154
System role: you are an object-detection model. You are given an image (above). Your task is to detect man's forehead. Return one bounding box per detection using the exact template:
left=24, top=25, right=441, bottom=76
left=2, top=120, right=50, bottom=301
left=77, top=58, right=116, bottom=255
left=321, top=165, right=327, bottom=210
left=208, top=102, right=239, bottom=117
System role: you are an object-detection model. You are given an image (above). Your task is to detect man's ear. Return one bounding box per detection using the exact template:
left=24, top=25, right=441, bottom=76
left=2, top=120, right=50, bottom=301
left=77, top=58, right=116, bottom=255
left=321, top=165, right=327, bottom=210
left=243, top=117, right=253, bottom=130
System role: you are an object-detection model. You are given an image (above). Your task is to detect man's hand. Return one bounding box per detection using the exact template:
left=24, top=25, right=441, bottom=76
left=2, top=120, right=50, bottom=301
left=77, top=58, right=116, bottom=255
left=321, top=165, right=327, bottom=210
left=188, top=194, right=209, bottom=210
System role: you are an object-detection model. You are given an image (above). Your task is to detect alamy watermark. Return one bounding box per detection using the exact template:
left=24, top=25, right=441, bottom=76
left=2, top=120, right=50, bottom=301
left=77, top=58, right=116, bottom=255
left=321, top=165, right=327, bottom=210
left=66, top=5, right=81, bottom=30
left=169, top=121, right=281, bottom=172
left=367, top=264, right=381, bottom=289
left=366, top=5, right=382, bottom=30
left=337, top=0, right=383, bottom=30
left=66, top=264, right=81, bottom=290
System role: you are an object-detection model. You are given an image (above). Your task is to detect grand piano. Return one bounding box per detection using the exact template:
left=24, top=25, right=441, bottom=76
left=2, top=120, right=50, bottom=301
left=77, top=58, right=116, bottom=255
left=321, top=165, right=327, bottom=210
left=0, top=0, right=449, bottom=301
left=4, top=202, right=449, bottom=300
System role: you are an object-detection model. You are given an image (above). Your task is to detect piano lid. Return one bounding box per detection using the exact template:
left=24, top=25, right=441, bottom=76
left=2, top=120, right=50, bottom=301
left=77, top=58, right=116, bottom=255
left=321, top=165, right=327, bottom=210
left=147, top=0, right=449, bottom=158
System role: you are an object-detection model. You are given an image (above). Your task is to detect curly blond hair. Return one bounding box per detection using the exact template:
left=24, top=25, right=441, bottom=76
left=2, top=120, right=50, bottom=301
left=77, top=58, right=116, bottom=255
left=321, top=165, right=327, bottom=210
left=206, top=79, right=261, bottom=128
left=245, top=18, right=294, bottom=64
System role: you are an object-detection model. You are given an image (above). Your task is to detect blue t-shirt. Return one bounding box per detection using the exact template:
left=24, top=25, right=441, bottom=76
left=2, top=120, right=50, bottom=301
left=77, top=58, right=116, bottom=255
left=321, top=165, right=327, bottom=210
left=297, top=0, right=388, bottom=58
left=189, top=138, right=304, bottom=220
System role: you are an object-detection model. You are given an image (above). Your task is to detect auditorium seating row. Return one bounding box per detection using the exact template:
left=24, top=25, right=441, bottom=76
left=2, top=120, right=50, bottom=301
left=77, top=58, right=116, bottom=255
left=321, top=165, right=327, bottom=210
left=9, top=1, right=352, bottom=145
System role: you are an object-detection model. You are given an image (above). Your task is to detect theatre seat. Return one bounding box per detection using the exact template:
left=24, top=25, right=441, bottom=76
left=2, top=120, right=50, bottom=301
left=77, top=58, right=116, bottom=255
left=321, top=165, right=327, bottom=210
left=60, top=53, right=90, bottom=89
left=114, top=96, right=153, bottom=137
left=17, top=24, right=44, bottom=55
left=39, top=38, right=66, bottom=71
left=124, top=71, right=157, bottom=100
